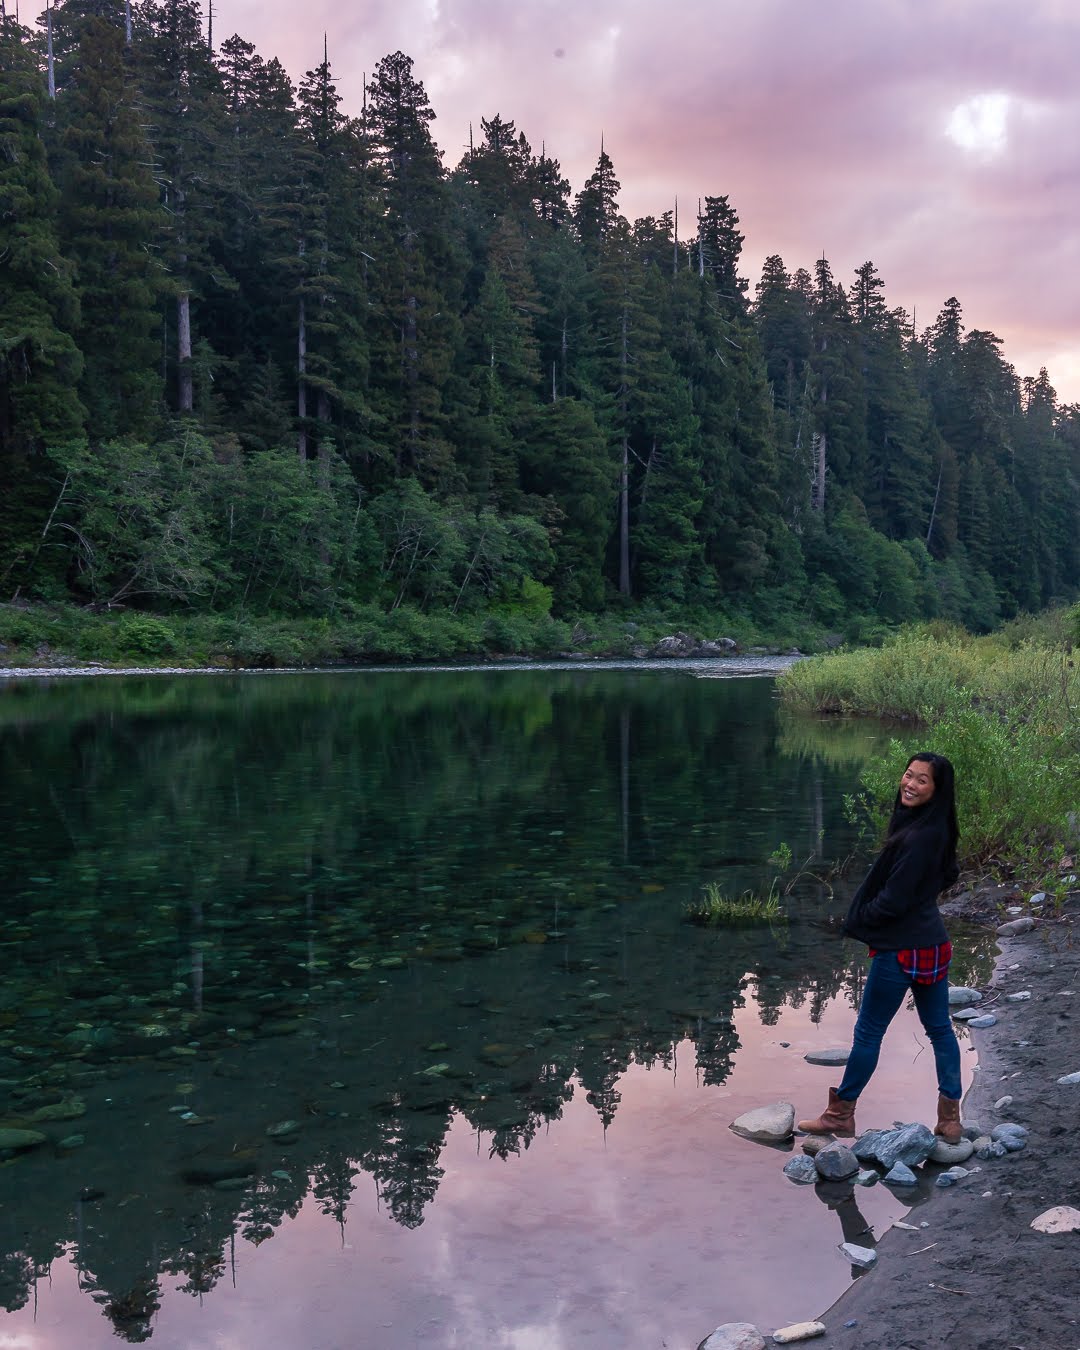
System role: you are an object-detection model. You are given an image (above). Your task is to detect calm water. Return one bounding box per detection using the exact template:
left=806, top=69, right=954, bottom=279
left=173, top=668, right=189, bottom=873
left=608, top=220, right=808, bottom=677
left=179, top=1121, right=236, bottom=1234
left=0, top=664, right=993, bottom=1348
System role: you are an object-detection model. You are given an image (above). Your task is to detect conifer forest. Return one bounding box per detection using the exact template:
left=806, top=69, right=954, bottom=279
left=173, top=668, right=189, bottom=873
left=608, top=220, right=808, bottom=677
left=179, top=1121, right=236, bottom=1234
left=2, top=1, right=1079, bottom=646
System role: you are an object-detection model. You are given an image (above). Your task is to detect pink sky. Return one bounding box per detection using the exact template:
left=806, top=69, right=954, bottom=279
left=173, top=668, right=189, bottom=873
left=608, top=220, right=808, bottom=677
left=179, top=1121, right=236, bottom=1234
left=219, top=0, right=1080, bottom=401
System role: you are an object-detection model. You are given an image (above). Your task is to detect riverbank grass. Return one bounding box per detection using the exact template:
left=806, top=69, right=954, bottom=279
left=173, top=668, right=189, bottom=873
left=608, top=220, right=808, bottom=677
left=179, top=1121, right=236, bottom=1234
left=778, top=614, right=1080, bottom=884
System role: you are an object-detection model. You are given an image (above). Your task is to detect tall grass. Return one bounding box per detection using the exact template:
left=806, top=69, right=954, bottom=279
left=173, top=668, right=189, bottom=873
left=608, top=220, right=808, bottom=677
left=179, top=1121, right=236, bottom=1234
left=779, top=617, right=1080, bottom=882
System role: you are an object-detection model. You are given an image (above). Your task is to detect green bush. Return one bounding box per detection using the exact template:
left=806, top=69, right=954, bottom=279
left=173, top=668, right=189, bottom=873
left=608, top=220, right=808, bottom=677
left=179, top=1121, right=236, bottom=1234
left=116, top=615, right=177, bottom=658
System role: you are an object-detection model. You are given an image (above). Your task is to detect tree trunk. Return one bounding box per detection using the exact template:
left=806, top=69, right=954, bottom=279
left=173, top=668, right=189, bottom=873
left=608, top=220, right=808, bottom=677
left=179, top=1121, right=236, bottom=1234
left=618, top=436, right=631, bottom=595
left=297, top=295, right=307, bottom=459
left=177, top=292, right=193, bottom=412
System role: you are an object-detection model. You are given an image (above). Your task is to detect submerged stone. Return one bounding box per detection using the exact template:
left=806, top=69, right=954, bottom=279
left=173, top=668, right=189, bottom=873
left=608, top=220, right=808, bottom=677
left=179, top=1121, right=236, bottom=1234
left=803, top=1048, right=849, bottom=1066
left=0, top=1127, right=47, bottom=1151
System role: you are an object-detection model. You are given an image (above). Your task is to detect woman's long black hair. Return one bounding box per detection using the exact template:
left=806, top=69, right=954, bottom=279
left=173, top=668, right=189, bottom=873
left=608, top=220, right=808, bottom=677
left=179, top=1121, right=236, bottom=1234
left=885, top=752, right=960, bottom=887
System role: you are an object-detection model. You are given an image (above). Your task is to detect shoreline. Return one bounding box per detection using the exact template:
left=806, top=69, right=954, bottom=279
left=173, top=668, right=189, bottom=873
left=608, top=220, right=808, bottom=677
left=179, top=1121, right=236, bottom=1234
left=807, top=888, right=1080, bottom=1349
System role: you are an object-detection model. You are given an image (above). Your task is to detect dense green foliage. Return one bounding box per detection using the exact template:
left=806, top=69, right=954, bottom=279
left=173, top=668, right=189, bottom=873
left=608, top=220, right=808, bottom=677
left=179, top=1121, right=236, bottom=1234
left=2, top=9, right=1078, bottom=639
left=777, top=611, right=1080, bottom=881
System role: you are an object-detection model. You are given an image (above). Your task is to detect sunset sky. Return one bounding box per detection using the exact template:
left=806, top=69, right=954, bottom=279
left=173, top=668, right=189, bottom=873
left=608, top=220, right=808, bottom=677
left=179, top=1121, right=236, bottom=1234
left=218, top=0, right=1080, bottom=401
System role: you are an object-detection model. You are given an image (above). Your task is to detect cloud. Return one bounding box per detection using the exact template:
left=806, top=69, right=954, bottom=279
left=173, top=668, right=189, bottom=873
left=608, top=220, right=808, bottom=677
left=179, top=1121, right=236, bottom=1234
left=218, top=0, right=1080, bottom=397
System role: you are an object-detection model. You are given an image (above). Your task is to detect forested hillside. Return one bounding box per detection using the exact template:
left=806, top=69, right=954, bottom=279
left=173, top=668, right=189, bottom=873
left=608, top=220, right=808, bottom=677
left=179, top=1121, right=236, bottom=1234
left=2, top=1, right=1078, bottom=643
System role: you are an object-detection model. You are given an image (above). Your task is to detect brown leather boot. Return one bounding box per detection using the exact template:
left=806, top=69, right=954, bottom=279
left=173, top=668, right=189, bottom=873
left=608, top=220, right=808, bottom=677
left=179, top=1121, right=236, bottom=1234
left=934, top=1094, right=962, bottom=1144
left=797, top=1087, right=857, bottom=1137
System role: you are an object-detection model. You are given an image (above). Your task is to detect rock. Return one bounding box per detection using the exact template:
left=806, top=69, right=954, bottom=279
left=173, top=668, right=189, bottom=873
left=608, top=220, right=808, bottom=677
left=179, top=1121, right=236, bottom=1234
left=700, top=639, right=738, bottom=656
left=803, top=1048, right=850, bottom=1066
left=853, top=1169, right=878, bottom=1186
left=265, top=1119, right=301, bottom=1138
left=952, top=1007, right=983, bottom=1021
left=653, top=632, right=699, bottom=657
left=697, top=1324, right=766, bottom=1350
left=930, top=1137, right=974, bottom=1165
left=1006, top=991, right=1031, bottom=1001
left=999, top=1133, right=1026, bottom=1152
left=1029, top=892, right=1047, bottom=905
left=935, top=1166, right=971, bottom=1188
left=996, top=917, right=1035, bottom=936
left=967, top=1014, right=998, bottom=1028
left=1030, top=1206, right=1080, bottom=1234
left=800, top=1136, right=828, bottom=1156
left=839, top=1244, right=877, bottom=1269
left=1056, top=1071, right=1080, bottom=1085
left=181, top=1155, right=258, bottom=1185
left=27, top=1097, right=86, bottom=1123
left=783, top=1155, right=820, bottom=1184
left=976, top=1140, right=1008, bottom=1160
left=948, top=986, right=983, bottom=1007
left=991, top=1122, right=1028, bottom=1141
left=730, top=1101, right=795, bottom=1143
left=993, top=1095, right=1014, bottom=1110
left=883, top=1161, right=919, bottom=1186
left=772, top=1323, right=826, bottom=1344
left=853, top=1122, right=936, bottom=1169
left=0, top=1128, right=47, bottom=1152
left=814, top=1142, right=859, bottom=1181
left=57, top=1134, right=85, bottom=1151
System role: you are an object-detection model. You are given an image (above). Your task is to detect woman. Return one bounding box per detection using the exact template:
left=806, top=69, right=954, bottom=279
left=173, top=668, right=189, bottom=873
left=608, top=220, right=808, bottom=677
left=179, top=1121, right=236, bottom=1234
left=798, top=752, right=963, bottom=1143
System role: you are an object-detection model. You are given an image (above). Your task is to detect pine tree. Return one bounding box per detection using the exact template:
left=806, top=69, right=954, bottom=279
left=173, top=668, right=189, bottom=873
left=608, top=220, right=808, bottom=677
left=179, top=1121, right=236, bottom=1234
left=364, top=51, right=463, bottom=483
left=55, top=11, right=163, bottom=439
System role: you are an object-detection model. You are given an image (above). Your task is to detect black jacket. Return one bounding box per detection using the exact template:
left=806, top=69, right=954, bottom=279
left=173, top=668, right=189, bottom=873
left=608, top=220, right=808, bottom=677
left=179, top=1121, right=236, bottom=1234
left=842, top=815, right=951, bottom=950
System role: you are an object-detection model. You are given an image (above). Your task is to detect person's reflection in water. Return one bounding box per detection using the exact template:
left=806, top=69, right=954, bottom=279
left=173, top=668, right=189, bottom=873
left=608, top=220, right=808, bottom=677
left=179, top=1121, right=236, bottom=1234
left=814, top=1180, right=877, bottom=1278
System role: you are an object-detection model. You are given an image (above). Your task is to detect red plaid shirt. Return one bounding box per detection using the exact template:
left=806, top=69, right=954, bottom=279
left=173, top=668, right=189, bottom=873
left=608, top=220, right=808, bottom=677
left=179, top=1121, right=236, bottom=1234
left=869, top=941, right=952, bottom=984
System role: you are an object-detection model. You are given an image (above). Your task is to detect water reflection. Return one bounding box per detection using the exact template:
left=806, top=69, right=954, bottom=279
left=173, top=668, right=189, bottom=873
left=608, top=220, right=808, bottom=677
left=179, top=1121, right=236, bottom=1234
left=0, top=670, right=997, bottom=1345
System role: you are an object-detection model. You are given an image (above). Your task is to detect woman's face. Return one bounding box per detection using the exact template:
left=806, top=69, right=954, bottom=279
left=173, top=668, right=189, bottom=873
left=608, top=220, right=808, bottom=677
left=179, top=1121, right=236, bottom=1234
left=900, top=759, right=936, bottom=808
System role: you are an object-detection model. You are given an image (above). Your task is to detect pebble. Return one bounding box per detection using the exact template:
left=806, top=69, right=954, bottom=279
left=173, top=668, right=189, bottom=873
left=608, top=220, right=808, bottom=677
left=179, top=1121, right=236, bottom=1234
left=993, top=1095, right=1013, bottom=1110
left=1030, top=1206, right=1080, bottom=1234
left=976, top=1141, right=1008, bottom=1160
left=991, top=1123, right=1028, bottom=1141
left=1029, top=892, right=1047, bottom=905
left=935, top=1166, right=971, bottom=1188
left=967, top=1014, right=998, bottom=1028
left=772, top=1322, right=826, bottom=1344
left=1056, top=1071, right=1080, bottom=1085
left=838, top=1244, right=877, bottom=1269
left=952, top=1007, right=983, bottom=1021
left=1006, top=991, right=1031, bottom=1001
left=697, top=1324, right=766, bottom=1350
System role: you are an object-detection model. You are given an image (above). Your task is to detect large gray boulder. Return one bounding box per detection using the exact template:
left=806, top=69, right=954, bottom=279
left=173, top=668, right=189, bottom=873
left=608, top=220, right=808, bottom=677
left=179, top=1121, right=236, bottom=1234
left=853, top=1122, right=936, bottom=1169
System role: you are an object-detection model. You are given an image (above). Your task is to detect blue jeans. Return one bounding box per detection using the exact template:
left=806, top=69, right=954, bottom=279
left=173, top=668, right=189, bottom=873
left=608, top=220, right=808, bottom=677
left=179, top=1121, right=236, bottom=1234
left=837, top=952, right=962, bottom=1102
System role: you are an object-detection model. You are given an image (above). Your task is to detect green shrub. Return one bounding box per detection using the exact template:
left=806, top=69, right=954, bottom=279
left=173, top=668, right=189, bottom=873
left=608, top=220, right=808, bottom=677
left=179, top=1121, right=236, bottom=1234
left=116, top=615, right=177, bottom=658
